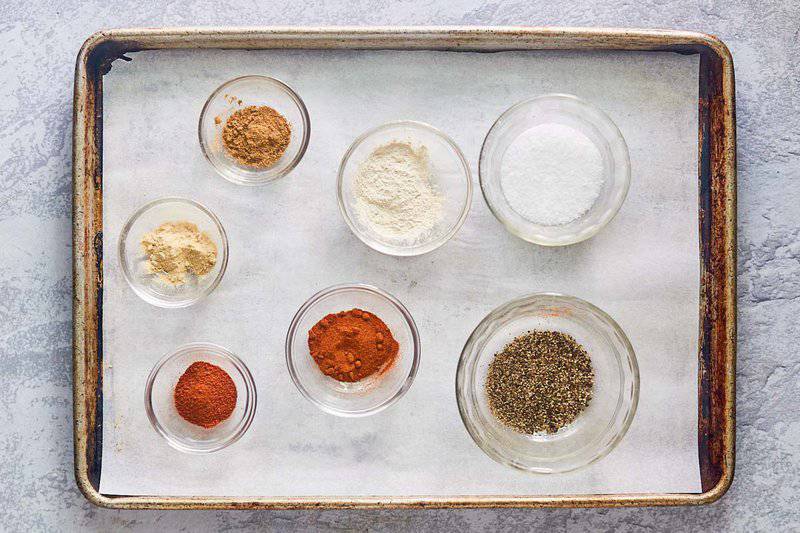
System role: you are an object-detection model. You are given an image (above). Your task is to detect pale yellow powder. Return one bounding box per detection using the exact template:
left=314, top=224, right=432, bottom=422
left=140, top=221, right=218, bottom=285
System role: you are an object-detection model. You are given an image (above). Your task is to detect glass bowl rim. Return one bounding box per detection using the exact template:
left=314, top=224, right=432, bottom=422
left=336, top=120, right=473, bottom=257
left=455, top=291, right=640, bottom=473
left=117, top=196, right=229, bottom=309
left=285, top=283, right=422, bottom=417
left=144, top=341, right=257, bottom=454
left=198, top=74, right=311, bottom=186
left=478, top=93, right=631, bottom=246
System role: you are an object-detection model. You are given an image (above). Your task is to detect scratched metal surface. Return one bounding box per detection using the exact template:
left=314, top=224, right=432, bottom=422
left=3, top=0, right=799, bottom=530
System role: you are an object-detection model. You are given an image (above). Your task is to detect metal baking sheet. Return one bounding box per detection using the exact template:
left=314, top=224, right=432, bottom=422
left=73, top=27, right=736, bottom=509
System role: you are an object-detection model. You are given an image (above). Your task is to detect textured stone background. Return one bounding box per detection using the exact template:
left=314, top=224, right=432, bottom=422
left=1, top=0, right=797, bottom=531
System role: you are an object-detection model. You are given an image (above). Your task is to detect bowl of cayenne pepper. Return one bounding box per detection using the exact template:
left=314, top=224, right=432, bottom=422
left=285, top=283, right=421, bottom=417
left=145, top=342, right=257, bottom=453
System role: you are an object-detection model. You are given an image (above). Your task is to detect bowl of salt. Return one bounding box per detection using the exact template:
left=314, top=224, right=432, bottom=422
left=479, top=94, right=631, bottom=246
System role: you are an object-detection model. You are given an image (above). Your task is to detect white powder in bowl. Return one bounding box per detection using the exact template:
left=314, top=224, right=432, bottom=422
left=500, top=123, right=604, bottom=226
left=353, top=141, right=443, bottom=242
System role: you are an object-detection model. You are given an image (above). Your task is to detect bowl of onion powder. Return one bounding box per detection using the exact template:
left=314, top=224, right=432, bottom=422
left=337, top=120, right=472, bottom=256
left=480, top=94, right=631, bottom=246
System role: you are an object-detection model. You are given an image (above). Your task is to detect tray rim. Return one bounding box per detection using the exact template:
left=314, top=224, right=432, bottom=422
left=72, top=25, right=736, bottom=509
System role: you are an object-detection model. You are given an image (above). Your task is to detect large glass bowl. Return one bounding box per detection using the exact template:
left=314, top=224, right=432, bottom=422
left=456, top=293, right=639, bottom=473
left=480, top=94, right=631, bottom=246
left=198, top=75, right=310, bottom=185
left=145, top=342, right=257, bottom=454
left=337, top=121, right=472, bottom=256
left=285, top=284, right=421, bottom=417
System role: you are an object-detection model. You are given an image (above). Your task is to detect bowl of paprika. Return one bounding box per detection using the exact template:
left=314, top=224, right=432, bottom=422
left=145, top=342, right=257, bottom=453
left=285, top=283, right=421, bottom=417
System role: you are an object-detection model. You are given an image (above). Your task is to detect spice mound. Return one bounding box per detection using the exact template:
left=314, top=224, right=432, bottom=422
left=353, top=141, right=443, bottom=243
left=140, top=221, right=218, bottom=286
left=174, top=361, right=237, bottom=429
left=500, top=123, right=604, bottom=226
left=485, top=330, right=594, bottom=434
left=222, top=105, right=291, bottom=168
left=308, top=309, right=399, bottom=383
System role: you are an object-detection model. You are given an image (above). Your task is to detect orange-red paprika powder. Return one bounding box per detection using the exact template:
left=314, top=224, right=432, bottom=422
left=308, top=308, right=399, bottom=382
left=174, top=361, right=237, bottom=428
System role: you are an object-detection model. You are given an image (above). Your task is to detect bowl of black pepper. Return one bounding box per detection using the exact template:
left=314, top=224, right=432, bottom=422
left=456, top=293, right=639, bottom=473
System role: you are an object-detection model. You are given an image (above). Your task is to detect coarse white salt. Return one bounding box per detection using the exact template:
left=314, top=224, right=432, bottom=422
left=500, top=123, right=604, bottom=226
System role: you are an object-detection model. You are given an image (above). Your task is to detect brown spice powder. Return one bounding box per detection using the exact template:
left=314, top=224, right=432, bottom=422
left=221, top=105, right=291, bottom=168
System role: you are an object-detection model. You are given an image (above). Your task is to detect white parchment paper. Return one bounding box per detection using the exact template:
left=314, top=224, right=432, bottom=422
left=100, top=49, right=700, bottom=496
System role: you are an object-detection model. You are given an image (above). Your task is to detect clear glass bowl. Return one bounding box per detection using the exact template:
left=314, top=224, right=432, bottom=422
left=479, top=94, right=631, bottom=246
left=145, top=342, right=257, bottom=454
left=456, top=293, right=639, bottom=473
left=118, top=197, right=228, bottom=308
left=337, top=120, right=472, bottom=256
left=285, top=284, right=421, bottom=417
left=198, top=75, right=310, bottom=185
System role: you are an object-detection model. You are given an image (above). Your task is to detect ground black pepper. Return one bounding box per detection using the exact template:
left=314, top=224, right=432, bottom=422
left=485, top=330, right=594, bottom=434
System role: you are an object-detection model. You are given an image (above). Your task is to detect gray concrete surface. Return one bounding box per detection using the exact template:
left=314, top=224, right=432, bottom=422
left=1, top=0, right=797, bottom=531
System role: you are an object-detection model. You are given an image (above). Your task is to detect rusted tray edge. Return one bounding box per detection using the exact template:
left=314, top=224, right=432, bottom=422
left=72, top=26, right=736, bottom=510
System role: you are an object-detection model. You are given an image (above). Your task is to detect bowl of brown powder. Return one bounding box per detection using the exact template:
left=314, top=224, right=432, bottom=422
left=118, top=197, right=228, bottom=308
left=199, top=75, right=310, bottom=185
left=456, top=293, right=639, bottom=473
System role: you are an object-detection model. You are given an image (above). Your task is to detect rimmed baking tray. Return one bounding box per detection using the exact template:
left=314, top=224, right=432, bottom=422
left=73, top=26, right=736, bottom=509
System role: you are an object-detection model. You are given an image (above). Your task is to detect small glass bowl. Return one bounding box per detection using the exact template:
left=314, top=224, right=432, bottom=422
left=118, top=197, right=228, bottom=308
left=285, top=284, right=421, bottom=417
left=145, top=342, right=257, bottom=454
left=456, top=293, right=639, bottom=473
left=198, top=75, right=310, bottom=185
left=337, top=121, right=472, bottom=256
left=480, top=94, right=631, bottom=246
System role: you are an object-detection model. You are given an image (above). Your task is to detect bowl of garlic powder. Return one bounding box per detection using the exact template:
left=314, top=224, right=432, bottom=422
left=337, top=120, right=472, bottom=256
left=118, top=197, right=229, bottom=308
